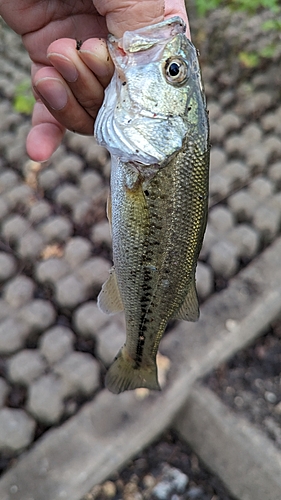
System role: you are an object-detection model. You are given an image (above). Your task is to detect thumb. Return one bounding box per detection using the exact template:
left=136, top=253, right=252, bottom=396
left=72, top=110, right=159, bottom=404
left=93, top=0, right=189, bottom=38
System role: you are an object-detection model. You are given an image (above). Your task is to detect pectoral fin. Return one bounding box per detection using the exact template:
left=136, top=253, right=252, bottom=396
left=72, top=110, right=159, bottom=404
left=172, top=278, right=199, bottom=322
left=97, top=268, right=123, bottom=315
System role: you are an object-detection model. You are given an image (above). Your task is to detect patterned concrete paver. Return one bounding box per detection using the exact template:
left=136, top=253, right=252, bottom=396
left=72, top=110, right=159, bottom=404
left=0, top=236, right=281, bottom=499
left=0, top=7, right=281, bottom=500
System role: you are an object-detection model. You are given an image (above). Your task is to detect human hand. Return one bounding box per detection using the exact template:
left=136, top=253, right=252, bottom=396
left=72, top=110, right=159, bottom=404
left=0, top=0, right=189, bottom=162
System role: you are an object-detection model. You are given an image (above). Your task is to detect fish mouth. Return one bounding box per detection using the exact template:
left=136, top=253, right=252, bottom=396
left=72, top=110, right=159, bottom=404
left=107, top=17, right=187, bottom=72
left=109, top=16, right=186, bottom=55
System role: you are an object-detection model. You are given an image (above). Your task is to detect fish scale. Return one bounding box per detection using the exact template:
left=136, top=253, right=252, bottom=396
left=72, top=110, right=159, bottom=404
left=95, top=17, right=210, bottom=394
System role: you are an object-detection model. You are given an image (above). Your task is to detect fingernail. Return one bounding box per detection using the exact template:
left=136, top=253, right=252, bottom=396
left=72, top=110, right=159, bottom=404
left=34, top=78, right=68, bottom=110
left=48, top=53, right=79, bottom=83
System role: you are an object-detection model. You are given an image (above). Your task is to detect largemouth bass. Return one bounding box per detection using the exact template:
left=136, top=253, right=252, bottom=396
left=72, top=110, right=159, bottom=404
left=95, top=16, right=209, bottom=394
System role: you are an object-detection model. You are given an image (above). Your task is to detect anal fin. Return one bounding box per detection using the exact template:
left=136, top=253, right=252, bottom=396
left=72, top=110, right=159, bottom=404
left=172, top=278, right=199, bottom=322
left=97, top=267, right=123, bottom=315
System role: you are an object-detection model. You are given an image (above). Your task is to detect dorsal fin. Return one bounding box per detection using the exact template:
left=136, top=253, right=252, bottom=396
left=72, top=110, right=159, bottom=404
left=172, top=278, right=199, bottom=322
left=97, top=268, right=123, bottom=315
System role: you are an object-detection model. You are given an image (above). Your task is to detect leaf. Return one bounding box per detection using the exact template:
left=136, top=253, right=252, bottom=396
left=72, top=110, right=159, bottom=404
left=194, top=0, right=280, bottom=15
left=262, top=19, right=281, bottom=31
left=259, top=43, right=277, bottom=58
left=238, top=51, right=260, bottom=68
left=13, top=80, right=35, bottom=115
left=195, top=0, right=222, bottom=16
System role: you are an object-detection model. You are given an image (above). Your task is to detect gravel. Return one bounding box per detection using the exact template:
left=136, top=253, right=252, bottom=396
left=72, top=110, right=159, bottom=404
left=83, top=431, right=234, bottom=500
left=151, top=465, right=189, bottom=499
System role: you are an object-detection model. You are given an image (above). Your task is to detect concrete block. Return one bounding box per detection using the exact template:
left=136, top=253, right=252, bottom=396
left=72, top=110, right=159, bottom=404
left=175, top=384, right=281, bottom=500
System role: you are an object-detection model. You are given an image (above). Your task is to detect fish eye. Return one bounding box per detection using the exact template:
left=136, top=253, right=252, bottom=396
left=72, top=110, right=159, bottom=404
left=164, top=57, right=189, bottom=85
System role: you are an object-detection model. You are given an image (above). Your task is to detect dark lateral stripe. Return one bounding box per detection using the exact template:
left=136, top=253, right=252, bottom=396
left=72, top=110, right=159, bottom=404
left=135, top=260, right=154, bottom=366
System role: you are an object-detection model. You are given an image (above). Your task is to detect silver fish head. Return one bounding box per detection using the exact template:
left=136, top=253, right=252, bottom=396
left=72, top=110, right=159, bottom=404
left=95, top=16, right=207, bottom=169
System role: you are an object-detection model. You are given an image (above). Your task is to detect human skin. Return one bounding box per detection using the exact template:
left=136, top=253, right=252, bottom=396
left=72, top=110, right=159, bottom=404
left=0, top=0, right=189, bottom=161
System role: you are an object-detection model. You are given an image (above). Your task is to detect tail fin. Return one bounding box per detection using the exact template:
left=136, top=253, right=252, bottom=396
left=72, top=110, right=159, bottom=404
left=105, top=346, right=161, bottom=394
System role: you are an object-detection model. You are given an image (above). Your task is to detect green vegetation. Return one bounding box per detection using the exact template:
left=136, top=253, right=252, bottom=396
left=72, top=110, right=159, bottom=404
left=238, top=51, right=260, bottom=68
left=13, top=80, right=35, bottom=115
left=195, top=0, right=221, bottom=17
left=262, top=18, right=281, bottom=30
left=194, top=0, right=281, bottom=68
left=195, top=0, right=280, bottom=16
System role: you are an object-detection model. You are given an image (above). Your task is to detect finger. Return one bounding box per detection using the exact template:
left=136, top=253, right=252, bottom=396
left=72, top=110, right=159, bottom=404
left=32, top=66, right=96, bottom=135
left=93, top=0, right=165, bottom=38
left=165, top=0, right=190, bottom=38
left=47, top=38, right=110, bottom=117
left=79, top=38, right=114, bottom=88
left=93, top=0, right=189, bottom=39
left=26, top=101, right=65, bottom=161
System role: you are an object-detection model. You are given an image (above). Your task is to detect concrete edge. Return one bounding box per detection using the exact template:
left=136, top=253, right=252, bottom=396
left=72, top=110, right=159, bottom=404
left=174, top=383, right=281, bottom=500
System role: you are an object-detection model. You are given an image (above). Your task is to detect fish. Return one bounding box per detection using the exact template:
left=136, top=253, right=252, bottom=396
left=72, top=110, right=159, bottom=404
left=94, top=16, right=210, bottom=394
